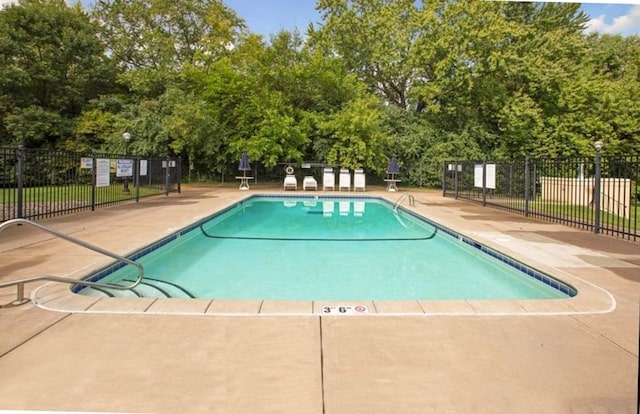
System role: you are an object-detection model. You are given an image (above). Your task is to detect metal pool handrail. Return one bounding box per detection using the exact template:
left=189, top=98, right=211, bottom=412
left=394, top=193, right=415, bottom=212
left=0, top=218, right=144, bottom=306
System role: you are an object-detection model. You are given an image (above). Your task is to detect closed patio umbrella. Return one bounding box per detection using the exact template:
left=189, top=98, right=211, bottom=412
left=239, top=152, right=250, bottom=177
left=237, top=152, right=252, bottom=190
left=386, top=155, right=400, bottom=192
left=388, top=156, right=399, bottom=178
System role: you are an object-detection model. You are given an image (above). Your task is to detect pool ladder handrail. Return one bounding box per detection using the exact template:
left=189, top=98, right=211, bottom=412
left=0, top=218, right=144, bottom=306
left=394, top=193, right=415, bottom=212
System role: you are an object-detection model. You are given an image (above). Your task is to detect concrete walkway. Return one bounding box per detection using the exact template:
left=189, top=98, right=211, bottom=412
left=0, top=185, right=638, bottom=413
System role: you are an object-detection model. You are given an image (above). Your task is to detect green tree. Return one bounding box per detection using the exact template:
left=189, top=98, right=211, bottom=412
left=191, top=36, right=309, bottom=172
left=382, top=107, right=484, bottom=187
left=320, top=94, right=387, bottom=171
left=86, top=0, right=247, bottom=179
left=0, top=0, right=117, bottom=148
left=571, top=34, right=640, bottom=156
left=92, top=0, right=243, bottom=97
left=312, top=0, right=419, bottom=109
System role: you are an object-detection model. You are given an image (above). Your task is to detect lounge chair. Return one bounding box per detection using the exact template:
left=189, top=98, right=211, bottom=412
left=339, top=168, right=350, bottom=191
left=323, top=168, right=335, bottom=191
left=353, top=168, right=365, bottom=192
left=303, top=176, right=318, bottom=191
left=283, top=175, right=297, bottom=191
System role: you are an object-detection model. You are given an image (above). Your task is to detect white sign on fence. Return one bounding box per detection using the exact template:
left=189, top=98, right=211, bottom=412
left=96, top=158, right=110, bottom=187
left=486, top=163, right=496, bottom=189
left=80, top=157, right=93, bottom=169
left=116, top=159, right=133, bottom=177
left=474, top=164, right=483, bottom=188
left=139, top=160, right=148, bottom=176
left=473, top=163, right=496, bottom=189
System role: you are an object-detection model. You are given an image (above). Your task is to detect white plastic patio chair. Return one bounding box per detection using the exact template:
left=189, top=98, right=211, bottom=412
left=338, top=169, right=350, bottom=191
left=283, top=175, right=297, bottom=191
left=322, top=168, right=335, bottom=191
left=303, top=176, right=317, bottom=191
left=353, top=168, right=365, bottom=192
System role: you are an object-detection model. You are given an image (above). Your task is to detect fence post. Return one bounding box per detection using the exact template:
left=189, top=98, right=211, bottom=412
left=442, top=162, right=446, bottom=197
left=524, top=157, right=530, bottom=217
left=16, top=145, right=25, bottom=219
left=454, top=161, right=459, bottom=199
left=165, top=156, right=170, bottom=195
left=134, top=157, right=140, bottom=202
left=593, top=145, right=602, bottom=234
left=482, top=160, right=487, bottom=207
left=91, top=151, right=96, bottom=211
left=508, top=163, right=513, bottom=197
left=177, top=157, right=182, bottom=194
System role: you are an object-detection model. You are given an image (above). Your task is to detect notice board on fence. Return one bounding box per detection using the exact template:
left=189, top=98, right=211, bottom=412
left=474, top=163, right=496, bottom=189
left=96, top=158, right=110, bottom=187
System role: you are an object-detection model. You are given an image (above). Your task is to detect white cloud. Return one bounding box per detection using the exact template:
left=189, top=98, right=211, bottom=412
left=585, top=5, right=640, bottom=35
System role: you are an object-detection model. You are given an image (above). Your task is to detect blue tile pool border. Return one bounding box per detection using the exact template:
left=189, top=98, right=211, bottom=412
left=72, top=194, right=577, bottom=298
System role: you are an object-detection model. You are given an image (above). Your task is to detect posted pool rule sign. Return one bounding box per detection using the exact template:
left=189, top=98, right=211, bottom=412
left=322, top=305, right=369, bottom=315
left=116, top=159, right=133, bottom=177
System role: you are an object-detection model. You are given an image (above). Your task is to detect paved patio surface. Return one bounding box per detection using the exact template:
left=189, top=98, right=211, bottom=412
left=0, top=184, right=638, bottom=413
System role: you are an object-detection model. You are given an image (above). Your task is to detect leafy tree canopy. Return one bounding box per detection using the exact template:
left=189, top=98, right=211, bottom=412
left=0, top=0, right=638, bottom=187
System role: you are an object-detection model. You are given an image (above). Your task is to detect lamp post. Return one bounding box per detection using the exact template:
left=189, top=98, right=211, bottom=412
left=123, top=132, right=131, bottom=194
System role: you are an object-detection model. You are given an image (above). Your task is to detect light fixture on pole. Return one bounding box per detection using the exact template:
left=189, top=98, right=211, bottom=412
left=122, top=132, right=131, bottom=194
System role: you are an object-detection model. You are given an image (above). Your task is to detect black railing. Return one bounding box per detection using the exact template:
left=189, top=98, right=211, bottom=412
left=1, top=146, right=181, bottom=222
left=443, top=155, right=639, bottom=242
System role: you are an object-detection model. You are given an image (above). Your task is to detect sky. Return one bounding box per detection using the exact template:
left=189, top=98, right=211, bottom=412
left=225, top=0, right=321, bottom=36
left=224, top=0, right=640, bottom=37
left=581, top=2, right=640, bottom=35
left=0, top=0, right=638, bottom=37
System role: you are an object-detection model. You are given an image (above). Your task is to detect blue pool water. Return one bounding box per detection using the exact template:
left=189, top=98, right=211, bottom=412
left=77, top=196, right=575, bottom=301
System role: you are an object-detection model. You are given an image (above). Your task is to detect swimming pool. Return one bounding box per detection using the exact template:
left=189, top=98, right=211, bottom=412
left=75, top=195, right=576, bottom=301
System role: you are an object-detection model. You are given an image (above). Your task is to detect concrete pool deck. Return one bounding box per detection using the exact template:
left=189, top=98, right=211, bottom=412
left=0, top=185, right=638, bottom=413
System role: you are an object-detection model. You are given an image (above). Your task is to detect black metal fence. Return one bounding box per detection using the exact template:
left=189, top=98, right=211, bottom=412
left=443, top=155, right=639, bottom=242
left=1, top=146, right=181, bottom=222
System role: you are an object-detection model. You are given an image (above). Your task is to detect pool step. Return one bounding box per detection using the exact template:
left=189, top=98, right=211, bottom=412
left=78, top=278, right=194, bottom=299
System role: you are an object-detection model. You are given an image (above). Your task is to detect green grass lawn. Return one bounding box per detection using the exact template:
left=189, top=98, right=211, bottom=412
left=491, top=198, right=638, bottom=232
left=1, top=183, right=164, bottom=203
